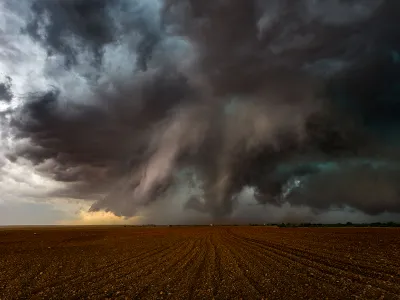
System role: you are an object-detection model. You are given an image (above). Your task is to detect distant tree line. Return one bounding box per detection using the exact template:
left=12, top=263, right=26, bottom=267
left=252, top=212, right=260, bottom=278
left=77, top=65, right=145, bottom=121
left=123, top=223, right=400, bottom=227
left=274, top=222, right=400, bottom=228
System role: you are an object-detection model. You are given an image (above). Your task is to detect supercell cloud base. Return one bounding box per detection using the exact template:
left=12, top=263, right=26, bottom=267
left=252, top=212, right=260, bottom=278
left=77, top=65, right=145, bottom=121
left=0, top=0, right=400, bottom=225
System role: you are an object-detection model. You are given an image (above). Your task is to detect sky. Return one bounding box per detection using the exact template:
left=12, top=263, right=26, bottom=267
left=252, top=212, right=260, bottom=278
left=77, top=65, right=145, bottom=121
left=1, top=0, right=400, bottom=225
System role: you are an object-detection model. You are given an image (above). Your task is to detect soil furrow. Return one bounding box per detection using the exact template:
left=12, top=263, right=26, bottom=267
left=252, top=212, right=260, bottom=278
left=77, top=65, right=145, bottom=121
left=2, top=226, right=400, bottom=300
left=228, top=230, right=400, bottom=298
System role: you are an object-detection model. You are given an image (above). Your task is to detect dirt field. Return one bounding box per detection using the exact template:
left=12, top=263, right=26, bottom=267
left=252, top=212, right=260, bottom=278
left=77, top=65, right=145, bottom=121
left=1, top=226, right=400, bottom=300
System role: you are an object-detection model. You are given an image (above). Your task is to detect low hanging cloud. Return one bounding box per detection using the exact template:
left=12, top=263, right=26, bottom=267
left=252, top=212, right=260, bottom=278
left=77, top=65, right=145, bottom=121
left=281, top=163, right=400, bottom=215
left=1, top=0, right=400, bottom=223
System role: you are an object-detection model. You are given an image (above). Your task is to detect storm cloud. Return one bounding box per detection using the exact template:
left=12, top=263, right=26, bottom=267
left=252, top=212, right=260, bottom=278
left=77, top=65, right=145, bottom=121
left=0, top=76, right=13, bottom=102
left=1, top=0, right=400, bottom=222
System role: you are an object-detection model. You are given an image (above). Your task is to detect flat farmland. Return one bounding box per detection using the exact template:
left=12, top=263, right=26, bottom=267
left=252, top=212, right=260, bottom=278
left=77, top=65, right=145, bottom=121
left=1, top=226, right=400, bottom=300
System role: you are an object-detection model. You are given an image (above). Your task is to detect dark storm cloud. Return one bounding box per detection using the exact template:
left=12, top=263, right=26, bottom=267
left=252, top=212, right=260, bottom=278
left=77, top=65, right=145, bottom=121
left=6, top=0, right=400, bottom=220
left=165, top=0, right=398, bottom=93
left=281, top=163, right=400, bottom=215
left=23, top=0, right=164, bottom=70
left=12, top=69, right=191, bottom=194
left=0, top=76, right=13, bottom=102
left=23, top=0, right=117, bottom=67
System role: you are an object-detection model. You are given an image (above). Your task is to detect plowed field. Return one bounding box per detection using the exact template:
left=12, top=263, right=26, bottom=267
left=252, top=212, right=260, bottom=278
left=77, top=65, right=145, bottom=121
left=1, top=226, right=400, bottom=300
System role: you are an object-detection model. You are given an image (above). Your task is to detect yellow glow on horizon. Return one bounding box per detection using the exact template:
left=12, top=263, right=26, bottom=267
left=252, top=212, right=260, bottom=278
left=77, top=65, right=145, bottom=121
left=58, top=210, right=144, bottom=225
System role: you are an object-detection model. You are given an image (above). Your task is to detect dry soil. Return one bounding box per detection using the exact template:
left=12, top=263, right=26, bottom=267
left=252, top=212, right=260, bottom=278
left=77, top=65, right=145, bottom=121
left=1, top=226, right=400, bottom=299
